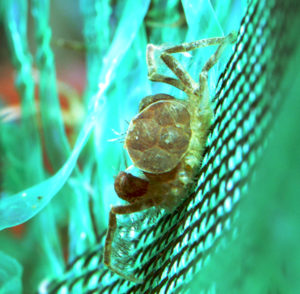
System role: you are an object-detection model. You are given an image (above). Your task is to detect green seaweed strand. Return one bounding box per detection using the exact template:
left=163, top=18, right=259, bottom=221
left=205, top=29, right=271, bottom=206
left=31, top=0, right=71, bottom=170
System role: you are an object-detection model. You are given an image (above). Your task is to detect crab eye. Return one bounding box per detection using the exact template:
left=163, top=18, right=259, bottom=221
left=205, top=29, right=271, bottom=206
left=114, top=171, right=149, bottom=202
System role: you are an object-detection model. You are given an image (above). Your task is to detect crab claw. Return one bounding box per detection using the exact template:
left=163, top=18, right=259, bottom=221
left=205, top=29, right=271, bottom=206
left=114, top=171, right=149, bottom=202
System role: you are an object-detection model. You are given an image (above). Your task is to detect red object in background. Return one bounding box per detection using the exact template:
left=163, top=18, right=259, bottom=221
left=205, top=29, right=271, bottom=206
left=9, top=224, right=26, bottom=238
left=0, top=60, right=85, bottom=238
left=0, top=64, right=20, bottom=105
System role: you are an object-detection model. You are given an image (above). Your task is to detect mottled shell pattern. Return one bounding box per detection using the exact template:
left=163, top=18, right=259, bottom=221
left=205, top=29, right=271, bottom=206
left=125, top=97, right=192, bottom=174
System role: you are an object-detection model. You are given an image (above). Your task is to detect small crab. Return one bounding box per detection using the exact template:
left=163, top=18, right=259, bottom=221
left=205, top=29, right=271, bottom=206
left=104, top=32, right=237, bottom=282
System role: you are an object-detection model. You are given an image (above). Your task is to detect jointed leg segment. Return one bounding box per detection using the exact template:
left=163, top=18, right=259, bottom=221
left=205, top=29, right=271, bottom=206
left=146, top=32, right=237, bottom=95
left=164, top=34, right=236, bottom=54
left=104, top=199, right=157, bottom=283
left=147, top=44, right=187, bottom=92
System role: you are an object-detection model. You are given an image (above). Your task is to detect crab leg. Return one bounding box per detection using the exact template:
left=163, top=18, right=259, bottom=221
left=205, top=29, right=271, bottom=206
left=146, top=32, right=237, bottom=95
left=104, top=198, right=158, bottom=283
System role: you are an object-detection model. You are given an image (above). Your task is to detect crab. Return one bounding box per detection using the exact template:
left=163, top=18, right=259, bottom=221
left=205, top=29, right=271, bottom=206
left=104, top=32, right=237, bottom=282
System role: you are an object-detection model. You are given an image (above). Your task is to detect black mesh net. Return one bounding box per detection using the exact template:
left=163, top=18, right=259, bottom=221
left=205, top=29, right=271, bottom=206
left=42, top=0, right=300, bottom=293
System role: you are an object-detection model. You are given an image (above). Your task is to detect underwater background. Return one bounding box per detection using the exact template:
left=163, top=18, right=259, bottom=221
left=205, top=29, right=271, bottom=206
left=0, top=0, right=300, bottom=293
